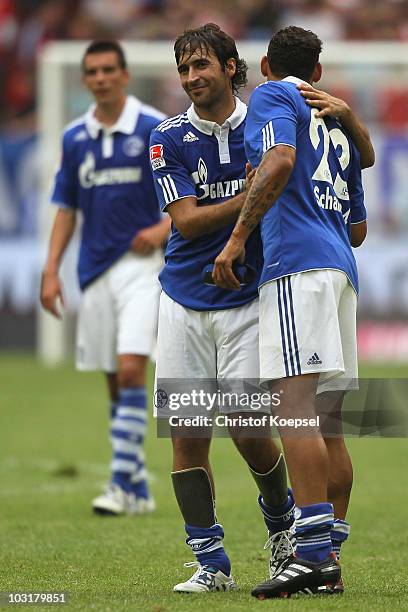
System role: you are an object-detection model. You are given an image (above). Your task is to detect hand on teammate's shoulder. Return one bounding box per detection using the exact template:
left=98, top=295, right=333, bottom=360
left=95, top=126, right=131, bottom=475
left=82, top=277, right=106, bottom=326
left=297, top=83, right=350, bottom=120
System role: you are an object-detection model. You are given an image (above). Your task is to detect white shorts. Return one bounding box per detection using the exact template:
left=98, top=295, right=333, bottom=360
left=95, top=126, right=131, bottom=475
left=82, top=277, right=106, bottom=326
left=76, top=250, right=163, bottom=372
left=155, top=293, right=260, bottom=415
left=259, top=269, right=358, bottom=392
left=156, top=292, right=260, bottom=380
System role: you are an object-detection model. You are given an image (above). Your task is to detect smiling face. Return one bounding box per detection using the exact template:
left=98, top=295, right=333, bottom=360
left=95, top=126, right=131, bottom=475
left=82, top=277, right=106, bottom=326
left=177, top=46, right=236, bottom=111
left=82, top=51, right=129, bottom=106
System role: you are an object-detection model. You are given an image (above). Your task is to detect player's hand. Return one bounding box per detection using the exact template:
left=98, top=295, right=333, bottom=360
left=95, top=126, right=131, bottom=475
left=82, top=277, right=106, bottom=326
left=40, top=271, right=64, bottom=319
left=297, top=83, right=351, bottom=120
left=212, top=237, right=245, bottom=291
left=245, top=162, right=257, bottom=190
left=131, top=225, right=163, bottom=255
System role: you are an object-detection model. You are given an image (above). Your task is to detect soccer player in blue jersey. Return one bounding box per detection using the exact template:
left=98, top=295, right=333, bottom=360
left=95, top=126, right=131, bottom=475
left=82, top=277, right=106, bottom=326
left=213, top=26, right=368, bottom=598
left=150, top=24, right=296, bottom=593
left=40, top=40, right=170, bottom=516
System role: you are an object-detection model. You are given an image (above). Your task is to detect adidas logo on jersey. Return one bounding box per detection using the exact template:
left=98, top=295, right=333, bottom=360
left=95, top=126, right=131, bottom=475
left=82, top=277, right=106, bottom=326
left=307, top=352, right=322, bottom=365
left=183, top=131, right=199, bottom=142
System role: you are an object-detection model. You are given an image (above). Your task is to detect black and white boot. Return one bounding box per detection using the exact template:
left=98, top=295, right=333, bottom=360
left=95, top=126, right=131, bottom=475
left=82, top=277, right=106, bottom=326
left=251, top=553, right=341, bottom=599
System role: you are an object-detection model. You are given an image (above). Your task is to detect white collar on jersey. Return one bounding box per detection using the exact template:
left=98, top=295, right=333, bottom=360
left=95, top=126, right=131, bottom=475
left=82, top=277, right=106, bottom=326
left=187, top=96, right=247, bottom=135
left=85, top=95, right=142, bottom=139
left=282, top=75, right=310, bottom=86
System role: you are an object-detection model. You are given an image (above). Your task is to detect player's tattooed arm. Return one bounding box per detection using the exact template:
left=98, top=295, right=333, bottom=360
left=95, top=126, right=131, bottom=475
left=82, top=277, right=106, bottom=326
left=239, top=145, right=295, bottom=235
left=212, top=146, right=295, bottom=290
left=239, top=166, right=281, bottom=232
left=297, top=83, right=375, bottom=169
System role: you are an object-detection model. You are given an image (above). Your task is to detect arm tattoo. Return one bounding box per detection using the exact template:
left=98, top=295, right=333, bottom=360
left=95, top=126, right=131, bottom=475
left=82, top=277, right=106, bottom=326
left=238, top=164, right=282, bottom=232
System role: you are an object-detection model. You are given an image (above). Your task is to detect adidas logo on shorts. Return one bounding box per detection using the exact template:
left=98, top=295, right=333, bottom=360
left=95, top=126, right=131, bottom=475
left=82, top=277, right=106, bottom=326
left=307, top=352, right=322, bottom=365
left=183, top=131, right=199, bottom=142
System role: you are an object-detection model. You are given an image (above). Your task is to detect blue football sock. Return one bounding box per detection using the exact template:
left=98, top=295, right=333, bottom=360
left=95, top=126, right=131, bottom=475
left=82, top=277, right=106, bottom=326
left=130, top=474, right=150, bottom=500
left=110, top=387, right=148, bottom=493
left=294, top=502, right=334, bottom=563
left=185, top=524, right=231, bottom=575
left=112, top=470, right=132, bottom=492
left=258, top=488, right=295, bottom=534
left=331, top=519, right=350, bottom=560
left=109, top=400, right=119, bottom=480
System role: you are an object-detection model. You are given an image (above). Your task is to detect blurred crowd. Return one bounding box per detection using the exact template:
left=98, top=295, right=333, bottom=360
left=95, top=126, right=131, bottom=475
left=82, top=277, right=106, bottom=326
left=1, top=0, right=408, bottom=125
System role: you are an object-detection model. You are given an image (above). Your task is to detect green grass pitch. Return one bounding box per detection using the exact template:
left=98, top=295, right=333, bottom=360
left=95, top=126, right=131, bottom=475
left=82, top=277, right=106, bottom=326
left=0, top=354, right=407, bottom=611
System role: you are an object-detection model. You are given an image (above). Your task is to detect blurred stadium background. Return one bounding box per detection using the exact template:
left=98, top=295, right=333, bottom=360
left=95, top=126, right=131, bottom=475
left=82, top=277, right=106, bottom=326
left=0, top=0, right=408, bottom=368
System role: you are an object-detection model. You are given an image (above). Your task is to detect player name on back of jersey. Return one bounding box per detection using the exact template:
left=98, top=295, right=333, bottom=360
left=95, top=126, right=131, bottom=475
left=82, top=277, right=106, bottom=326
left=314, top=185, right=344, bottom=214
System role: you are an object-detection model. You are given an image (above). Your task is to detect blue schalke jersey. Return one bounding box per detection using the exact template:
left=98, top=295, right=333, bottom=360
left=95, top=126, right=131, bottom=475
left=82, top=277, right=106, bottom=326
left=245, top=77, right=367, bottom=293
left=51, top=96, right=166, bottom=289
left=149, top=98, right=263, bottom=311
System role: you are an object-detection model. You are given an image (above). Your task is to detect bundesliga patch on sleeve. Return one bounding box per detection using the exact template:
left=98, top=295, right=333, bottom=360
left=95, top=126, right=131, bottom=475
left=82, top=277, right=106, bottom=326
left=150, top=144, right=166, bottom=170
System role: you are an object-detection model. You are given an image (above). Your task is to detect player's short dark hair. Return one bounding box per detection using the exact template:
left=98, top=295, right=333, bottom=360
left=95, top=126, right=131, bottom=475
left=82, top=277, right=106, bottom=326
left=82, top=40, right=127, bottom=72
left=174, top=23, right=248, bottom=94
left=267, top=26, right=322, bottom=82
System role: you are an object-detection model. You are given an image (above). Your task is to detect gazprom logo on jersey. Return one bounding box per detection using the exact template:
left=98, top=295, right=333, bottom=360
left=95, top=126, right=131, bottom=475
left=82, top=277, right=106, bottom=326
left=191, top=157, right=245, bottom=201
left=79, top=152, right=141, bottom=188
left=198, top=157, right=207, bottom=184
